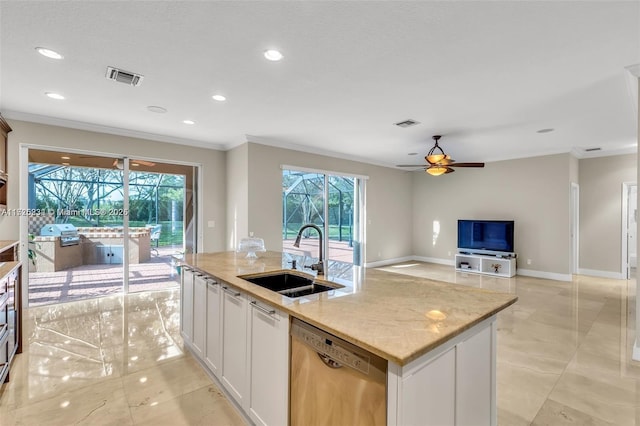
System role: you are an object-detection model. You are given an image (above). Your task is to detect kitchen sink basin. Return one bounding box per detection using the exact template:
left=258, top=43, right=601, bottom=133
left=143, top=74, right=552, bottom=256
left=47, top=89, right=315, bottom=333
left=239, top=271, right=343, bottom=297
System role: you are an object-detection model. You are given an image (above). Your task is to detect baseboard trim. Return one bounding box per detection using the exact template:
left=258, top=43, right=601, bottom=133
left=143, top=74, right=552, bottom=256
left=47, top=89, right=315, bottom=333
left=515, top=268, right=572, bottom=282
left=577, top=268, right=625, bottom=280
left=364, top=256, right=415, bottom=268
left=411, top=256, right=455, bottom=266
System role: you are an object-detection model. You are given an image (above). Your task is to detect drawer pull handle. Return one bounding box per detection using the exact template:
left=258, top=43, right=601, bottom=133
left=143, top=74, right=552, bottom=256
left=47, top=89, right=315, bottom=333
left=250, top=301, right=276, bottom=315
left=222, top=286, right=241, bottom=297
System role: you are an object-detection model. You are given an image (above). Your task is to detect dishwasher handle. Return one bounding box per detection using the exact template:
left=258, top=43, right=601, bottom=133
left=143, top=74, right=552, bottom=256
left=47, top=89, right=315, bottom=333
left=318, top=353, right=342, bottom=369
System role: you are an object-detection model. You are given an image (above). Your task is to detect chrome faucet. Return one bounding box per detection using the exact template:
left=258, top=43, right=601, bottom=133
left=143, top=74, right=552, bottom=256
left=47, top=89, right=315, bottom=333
left=293, top=224, right=325, bottom=275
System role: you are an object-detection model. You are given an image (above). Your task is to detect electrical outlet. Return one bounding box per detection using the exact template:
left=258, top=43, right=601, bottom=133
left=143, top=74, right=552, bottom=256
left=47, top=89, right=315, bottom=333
left=207, top=220, right=215, bottom=228
left=527, top=259, right=532, bottom=265
left=448, top=251, right=452, bottom=256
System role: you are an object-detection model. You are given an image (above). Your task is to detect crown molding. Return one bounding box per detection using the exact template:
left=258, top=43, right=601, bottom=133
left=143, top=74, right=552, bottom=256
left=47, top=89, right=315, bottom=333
left=2, top=110, right=225, bottom=151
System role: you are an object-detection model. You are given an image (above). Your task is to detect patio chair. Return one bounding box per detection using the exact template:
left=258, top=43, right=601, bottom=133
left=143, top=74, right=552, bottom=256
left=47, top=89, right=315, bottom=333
left=146, top=224, right=162, bottom=255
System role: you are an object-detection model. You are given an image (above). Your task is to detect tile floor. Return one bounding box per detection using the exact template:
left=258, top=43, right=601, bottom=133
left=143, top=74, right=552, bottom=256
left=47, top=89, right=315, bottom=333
left=0, top=289, right=243, bottom=425
left=1, top=262, right=639, bottom=425
left=378, top=262, right=640, bottom=425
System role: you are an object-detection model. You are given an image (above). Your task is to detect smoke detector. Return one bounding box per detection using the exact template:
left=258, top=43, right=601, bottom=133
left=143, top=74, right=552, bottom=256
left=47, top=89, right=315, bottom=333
left=106, top=66, right=144, bottom=86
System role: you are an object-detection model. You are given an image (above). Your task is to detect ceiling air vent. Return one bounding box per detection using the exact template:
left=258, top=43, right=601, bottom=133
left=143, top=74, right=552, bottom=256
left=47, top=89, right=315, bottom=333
left=105, top=66, right=144, bottom=87
left=394, top=119, right=420, bottom=128
left=585, top=147, right=602, bottom=152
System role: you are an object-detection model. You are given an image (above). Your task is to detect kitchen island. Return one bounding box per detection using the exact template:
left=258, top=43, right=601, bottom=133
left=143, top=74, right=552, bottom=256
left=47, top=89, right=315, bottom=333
left=180, top=251, right=517, bottom=426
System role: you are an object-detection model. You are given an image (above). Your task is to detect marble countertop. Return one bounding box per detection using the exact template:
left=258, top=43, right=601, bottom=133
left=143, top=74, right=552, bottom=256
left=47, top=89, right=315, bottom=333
left=0, top=240, right=19, bottom=253
left=182, top=251, right=517, bottom=366
left=0, top=261, right=20, bottom=280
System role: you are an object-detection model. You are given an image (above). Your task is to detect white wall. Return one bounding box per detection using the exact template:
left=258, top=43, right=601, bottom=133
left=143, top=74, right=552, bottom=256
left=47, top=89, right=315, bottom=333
left=226, top=143, right=249, bottom=250
left=579, top=153, right=637, bottom=276
left=2, top=120, right=227, bottom=252
left=412, top=153, right=573, bottom=278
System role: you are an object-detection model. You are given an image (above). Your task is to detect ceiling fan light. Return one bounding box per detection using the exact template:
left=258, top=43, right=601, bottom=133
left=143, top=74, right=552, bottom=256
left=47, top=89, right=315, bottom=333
left=426, top=166, right=448, bottom=176
left=427, top=154, right=446, bottom=164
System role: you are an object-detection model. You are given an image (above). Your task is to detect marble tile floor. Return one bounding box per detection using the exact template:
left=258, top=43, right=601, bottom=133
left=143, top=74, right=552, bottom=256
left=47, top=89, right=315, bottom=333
left=0, top=289, right=243, bottom=425
left=378, top=262, right=640, bottom=425
left=2, top=262, right=640, bottom=425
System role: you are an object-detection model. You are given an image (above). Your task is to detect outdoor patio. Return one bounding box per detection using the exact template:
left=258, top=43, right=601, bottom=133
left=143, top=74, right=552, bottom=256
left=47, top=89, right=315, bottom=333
left=27, top=246, right=182, bottom=307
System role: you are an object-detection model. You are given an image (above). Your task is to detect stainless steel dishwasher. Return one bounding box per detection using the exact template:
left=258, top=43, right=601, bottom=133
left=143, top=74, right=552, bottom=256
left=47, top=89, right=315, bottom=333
left=290, top=318, right=387, bottom=426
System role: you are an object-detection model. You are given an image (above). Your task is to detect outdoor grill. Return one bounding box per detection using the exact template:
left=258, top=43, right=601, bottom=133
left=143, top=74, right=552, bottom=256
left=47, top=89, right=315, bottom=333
left=40, top=224, right=80, bottom=247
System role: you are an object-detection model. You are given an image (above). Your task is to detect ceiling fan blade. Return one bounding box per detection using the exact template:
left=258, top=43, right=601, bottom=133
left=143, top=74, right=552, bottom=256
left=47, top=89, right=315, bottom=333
left=448, top=162, right=485, bottom=168
left=396, top=164, right=427, bottom=167
left=445, top=167, right=455, bottom=174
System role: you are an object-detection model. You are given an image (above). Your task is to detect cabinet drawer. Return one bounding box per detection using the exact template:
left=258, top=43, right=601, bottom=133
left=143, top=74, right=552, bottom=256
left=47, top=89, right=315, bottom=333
left=0, top=328, right=8, bottom=369
left=0, top=329, right=9, bottom=385
left=0, top=303, right=7, bottom=337
left=0, top=277, right=7, bottom=297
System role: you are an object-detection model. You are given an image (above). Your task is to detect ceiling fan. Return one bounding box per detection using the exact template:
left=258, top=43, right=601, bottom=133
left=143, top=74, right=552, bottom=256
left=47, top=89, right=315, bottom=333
left=397, top=135, right=485, bottom=176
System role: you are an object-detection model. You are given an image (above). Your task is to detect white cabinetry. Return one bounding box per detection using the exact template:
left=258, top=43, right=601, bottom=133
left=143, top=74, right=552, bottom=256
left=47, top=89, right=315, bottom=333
left=455, top=253, right=516, bottom=277
left=205, top=277, right=222, bottom=378
left=456, top=324, right=493, bottom=425
left=247, top=298, right=289, bottom=426
left=221, top=283, right=249, bottom=406
left=180, top=267, right=194, bottom=342
left=192, top=272, right=207, bottom=358
left=388, top=318, right=496, bottom=426
left=180, top=267, right=290, bottom=426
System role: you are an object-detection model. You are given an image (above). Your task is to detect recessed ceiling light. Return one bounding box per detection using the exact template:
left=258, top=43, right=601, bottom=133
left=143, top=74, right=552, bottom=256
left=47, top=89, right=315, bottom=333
left=45, top=92, right=65, bottom=100
left=147, top=106, right=167, bottom=113
left=61, top=162, right=70, bottom=166
left=536, top=128, right=554, bottom=133
left=212, top=94, right=226, bottom=102
left=36, top=47, right=63, bottom=60
left=61, top=156, right=70, bottom=160
left=183, top=120, right=195, bottom=125
left=131, top=163, right=140, bottom=167
left=264, top=49, right=283, bottom=61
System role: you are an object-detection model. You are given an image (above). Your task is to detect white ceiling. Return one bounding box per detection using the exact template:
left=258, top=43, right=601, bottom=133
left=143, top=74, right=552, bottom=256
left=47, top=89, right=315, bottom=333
left=1, top=1, right=639, bottom=168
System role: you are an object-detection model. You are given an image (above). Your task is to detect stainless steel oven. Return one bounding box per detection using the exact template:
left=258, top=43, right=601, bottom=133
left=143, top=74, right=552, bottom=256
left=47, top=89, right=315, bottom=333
left=290, top=318, right=387, bottom=426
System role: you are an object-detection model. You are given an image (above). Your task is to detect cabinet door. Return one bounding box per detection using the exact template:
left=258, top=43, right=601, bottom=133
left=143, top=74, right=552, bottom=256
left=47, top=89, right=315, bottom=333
left=205, top=277, right=222, bottom=378
left=456, top=323, right=493, bottom=426
left=192, top=273, right=207, bottom=358
left=247, top=299, right=289, bottom=426
left=400, top=349, right=456, bottom=426
left=221, top=284, right=248, bottom=406
left=180, top=268, right=195, bottom=343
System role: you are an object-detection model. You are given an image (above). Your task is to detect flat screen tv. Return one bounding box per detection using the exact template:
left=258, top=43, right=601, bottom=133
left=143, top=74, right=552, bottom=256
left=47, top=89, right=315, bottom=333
left=457, top=220, right=514, bottom=255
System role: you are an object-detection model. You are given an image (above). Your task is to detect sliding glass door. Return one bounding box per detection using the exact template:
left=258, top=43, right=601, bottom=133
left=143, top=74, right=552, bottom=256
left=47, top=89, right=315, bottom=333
left=26, top=149, right=197, bottom=306
left=127, top=159, right=194, bottom=293
left=282, top=168, right=364, bottom=266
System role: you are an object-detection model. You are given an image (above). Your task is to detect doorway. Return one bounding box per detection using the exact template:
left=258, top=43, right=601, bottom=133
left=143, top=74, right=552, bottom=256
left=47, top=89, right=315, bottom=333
left=24, top=148, right=198, bottom=307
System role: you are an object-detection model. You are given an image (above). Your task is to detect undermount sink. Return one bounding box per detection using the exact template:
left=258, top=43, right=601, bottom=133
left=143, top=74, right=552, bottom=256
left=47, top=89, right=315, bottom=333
left=239, top=271, right=343, bottom=298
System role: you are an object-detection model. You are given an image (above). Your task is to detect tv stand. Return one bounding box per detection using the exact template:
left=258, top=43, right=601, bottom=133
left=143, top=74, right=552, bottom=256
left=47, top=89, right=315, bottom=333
left=455, top=253, right=516, bottom=277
